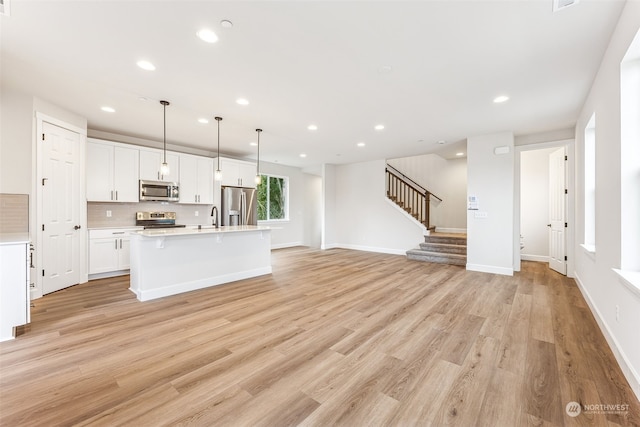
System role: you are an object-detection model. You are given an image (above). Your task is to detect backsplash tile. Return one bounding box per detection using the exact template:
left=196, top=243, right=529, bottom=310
left=0, top=193, right=29, bottom=233
left=88, top=202, right=215, bottom=228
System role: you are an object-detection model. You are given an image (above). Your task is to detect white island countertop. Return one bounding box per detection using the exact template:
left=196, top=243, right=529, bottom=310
left=133, top=225, right=271, bottom=237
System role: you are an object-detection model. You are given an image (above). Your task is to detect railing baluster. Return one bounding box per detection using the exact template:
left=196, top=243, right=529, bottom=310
left=385, top=168, right=439, bottom=230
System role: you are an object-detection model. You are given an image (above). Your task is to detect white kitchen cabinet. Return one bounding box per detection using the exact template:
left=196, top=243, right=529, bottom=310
left=0, top=239, right=30, bottom=342
left=179, top=154, right=213, bottom=204
left=89, top=228, right=139, bottom=277
left=219, top=157, right=257, bottom=188
left=139, top=149, right=180, bottom=183
left=87, top=139, right=139, bottom=202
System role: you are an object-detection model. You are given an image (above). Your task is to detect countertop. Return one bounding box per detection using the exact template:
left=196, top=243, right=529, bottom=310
left=132, top=225, right=271, bottom=237
left=0, top=233, right=30, bottom=245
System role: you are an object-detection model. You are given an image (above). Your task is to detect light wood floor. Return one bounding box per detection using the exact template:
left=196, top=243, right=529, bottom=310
left=1, top=247, right=638, bottom=426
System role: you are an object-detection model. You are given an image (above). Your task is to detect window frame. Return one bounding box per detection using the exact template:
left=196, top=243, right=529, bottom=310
left=583, top=113, right=596, bottom=253
left=256, top=173, right=290, bottom=223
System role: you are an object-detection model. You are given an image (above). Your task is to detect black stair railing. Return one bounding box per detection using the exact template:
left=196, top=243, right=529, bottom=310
left=385, top=164, right=442, bottom=230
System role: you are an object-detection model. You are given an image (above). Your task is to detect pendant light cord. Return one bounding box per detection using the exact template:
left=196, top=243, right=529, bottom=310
left=160, top=100, right=170, bottom=164
left=256, top=129, right=262, bottom=177
left=215, top=117, right=222, bottom=171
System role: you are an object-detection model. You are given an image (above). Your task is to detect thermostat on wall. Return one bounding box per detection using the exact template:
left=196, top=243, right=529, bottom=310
left=494, top=146, right=510, bottom=155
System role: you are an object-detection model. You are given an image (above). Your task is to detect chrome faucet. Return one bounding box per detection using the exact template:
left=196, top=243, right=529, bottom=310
left=211, top=206, right=219, bottom=228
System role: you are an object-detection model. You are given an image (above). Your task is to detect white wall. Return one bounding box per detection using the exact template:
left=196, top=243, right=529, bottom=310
left=573, top=0, right=640, bottom=398
left=466, top=132, right=514, bottom=275
left=0, top=87, right=34, bottom=194
left=321, top=164, right=338, bottom=249
left=328, top=159, right=424, bottom=254
left=258, top=161, right=306, bottom=249
left=387, top=154, right=467, bottom=232
left=520, top=147, right=556, bottom=262
left=303, top=174, right=322, bottom=248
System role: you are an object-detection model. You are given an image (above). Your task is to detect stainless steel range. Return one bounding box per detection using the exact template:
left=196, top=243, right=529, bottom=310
left=135, top=211, right=186, bottom=229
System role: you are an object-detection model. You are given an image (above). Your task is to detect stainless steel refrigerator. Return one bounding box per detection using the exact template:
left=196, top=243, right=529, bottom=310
left=221, top=186, right=258, bottom=226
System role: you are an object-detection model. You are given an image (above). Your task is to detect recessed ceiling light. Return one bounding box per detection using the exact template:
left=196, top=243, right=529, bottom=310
left=136, top=60, right=155, bottom=71
left=299, top=153, right=307, bottom=158
left=101, top=106, right=115, bottom=113
left=197, top=28, right=218, bottom=43
left=493, top=95, right=509, bottom=103
left=249, top=142, right=257, bottom=146
left=307, top=124, right=318, bottom=131
left=236, top=98, right=249, bottom=106
left=437, top=140, right=446, bottom=144
left=220, top=20, right=233, bottom=28
left=456, top=152, right=465, bottom=156
left=378, top=65, right=393, bottom=74
left=197, top=118, right=209, bottom=124
left=357, top=142, right=366, bottom=147
left=374, top=124, right=385, bottom=131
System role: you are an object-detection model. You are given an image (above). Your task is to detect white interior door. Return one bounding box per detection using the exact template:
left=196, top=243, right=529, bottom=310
left=41, top=122, right=81, bottom=294
left=548, top=147, right=567, bottom=275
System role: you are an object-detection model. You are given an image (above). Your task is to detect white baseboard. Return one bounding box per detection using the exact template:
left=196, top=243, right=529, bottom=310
left=321, top=243, right=340, bottom=250
left=435, top=228, right=467, bottom=234
left=271, top=242, right=303, bottom=250
left=466, top=263, right=514, bottom=276
left=89, top=270, right=130, bottom=281
left=131, top=266, right=273, bottom=302
left=520, top=254, right=549, bottom=263
left=335, top=243, right=407, bottom=256
left=574, top=272, right=640, bottom=401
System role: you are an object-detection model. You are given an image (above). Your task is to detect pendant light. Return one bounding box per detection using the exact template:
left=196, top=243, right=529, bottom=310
left=215, top=117, right=223, bottom=181
left=159, top=100, right=170, bottom=176
left=255, top=128, right=262, bottom=185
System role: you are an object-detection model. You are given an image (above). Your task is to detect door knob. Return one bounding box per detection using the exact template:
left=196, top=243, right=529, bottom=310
left=547, top=224, right=552, bottom=227
left=74, top=225, right=81, bottom=230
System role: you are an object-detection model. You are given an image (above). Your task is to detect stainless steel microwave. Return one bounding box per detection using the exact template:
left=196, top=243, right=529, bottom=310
left=139, top=180, right=179, bottom=202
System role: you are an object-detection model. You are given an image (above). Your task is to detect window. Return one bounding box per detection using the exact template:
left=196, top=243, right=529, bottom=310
left=620, top=29, right=640, bottom=272
left=257, top=174, right=288, bottom=221
left=583, top=113, right=596, bottom=251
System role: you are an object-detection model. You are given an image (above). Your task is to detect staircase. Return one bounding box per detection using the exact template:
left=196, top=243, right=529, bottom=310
left=385, top=164, right=441, bottom=231
left=385, top=163, right=466, bottom=266
left=406, top=233, right=467, bottom=266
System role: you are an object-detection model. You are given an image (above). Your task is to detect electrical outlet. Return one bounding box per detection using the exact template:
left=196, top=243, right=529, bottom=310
left=616, top=305, right=620, bottom=322
left=106, top=210, right=112, bottom=217
left=195, top=211, right=199, bottom=217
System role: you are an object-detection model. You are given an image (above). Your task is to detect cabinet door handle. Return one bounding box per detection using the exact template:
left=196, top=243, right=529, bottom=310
left=111, top=190, right=114, bottom=200
left=158, top=171, right=160, bottom=180
left=120, top=239, right=122, bottom=249
left=115, top=191, right=118, bottom=200
left=115, top=239, right=118, bottom=250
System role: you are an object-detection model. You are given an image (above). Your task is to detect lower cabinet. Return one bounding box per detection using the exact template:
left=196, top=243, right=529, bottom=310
left=89, top=229, right=139, bottom=277
left=0, top=241, right=30, bottom=341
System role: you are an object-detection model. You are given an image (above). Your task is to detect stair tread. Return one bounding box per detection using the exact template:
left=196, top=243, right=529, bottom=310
left=406, top=249, right=467, bottom=259
left=420, top=242, right=466, bottom=248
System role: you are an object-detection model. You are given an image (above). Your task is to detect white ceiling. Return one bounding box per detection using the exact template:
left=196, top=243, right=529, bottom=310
left=0, top=0, right=625, bottom=168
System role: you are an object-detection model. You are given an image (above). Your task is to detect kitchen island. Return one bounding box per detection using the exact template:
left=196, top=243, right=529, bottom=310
left=129, top=225, right=271, bottom=301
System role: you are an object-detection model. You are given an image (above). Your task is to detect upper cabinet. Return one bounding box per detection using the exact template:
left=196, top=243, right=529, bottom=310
left=86, top=139, right=139, bottom=202
left=219, top=157, right=257, bottom=188
left=179, top=154, right=214, bottom=204
left=139, top=149, right=180, bottom=183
